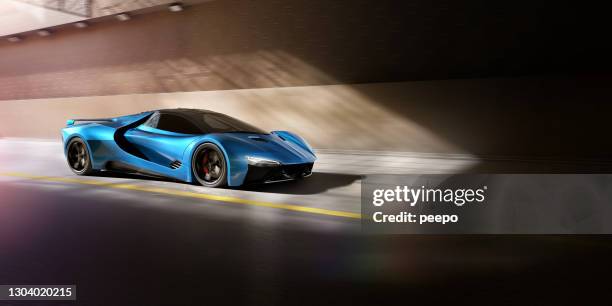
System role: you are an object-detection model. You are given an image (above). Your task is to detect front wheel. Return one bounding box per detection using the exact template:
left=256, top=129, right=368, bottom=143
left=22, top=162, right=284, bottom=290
left=66, top=138, right=93, bottom=175
left=192, top=143, right=228, bottom=188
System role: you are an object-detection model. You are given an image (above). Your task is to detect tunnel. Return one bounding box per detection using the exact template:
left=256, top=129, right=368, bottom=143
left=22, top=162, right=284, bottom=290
left=1, top=1, right=612, bottom=305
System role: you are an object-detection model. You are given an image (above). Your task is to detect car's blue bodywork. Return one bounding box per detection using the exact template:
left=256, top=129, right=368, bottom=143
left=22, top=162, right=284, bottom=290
left=61, top=110, right=316, bottom=186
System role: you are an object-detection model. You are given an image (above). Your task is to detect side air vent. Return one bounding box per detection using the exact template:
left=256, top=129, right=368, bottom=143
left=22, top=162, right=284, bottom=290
left=170, top=160, right=182, bottom=169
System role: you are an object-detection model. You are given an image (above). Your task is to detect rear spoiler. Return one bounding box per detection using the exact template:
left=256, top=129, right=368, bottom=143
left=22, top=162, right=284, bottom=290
left=66, top=118, right=113, bottom=126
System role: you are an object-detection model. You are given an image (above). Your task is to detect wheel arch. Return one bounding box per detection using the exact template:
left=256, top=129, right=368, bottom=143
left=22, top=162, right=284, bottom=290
left=65, top=135, right=95, bottom=174
left=64, top=134, right=93, bottom=159
left=187, top=139, right=232, bottom=185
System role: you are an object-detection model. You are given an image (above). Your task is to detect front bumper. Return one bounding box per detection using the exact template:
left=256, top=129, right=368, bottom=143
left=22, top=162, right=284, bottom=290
left=244, top=163, right=313, bottom=184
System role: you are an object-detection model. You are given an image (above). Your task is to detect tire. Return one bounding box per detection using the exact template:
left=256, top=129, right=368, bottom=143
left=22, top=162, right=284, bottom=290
left=66, top=137, right=93, bottom=175
left=192, top=143, right=228, bottom=188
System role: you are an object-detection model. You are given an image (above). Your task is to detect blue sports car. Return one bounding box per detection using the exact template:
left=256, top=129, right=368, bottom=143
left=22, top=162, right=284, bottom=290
left=61, top=109, right=316, bottom=188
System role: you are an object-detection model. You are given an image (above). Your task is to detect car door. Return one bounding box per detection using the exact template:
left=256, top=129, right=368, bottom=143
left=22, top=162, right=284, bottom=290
left=123, top=112, right=201, bottom=170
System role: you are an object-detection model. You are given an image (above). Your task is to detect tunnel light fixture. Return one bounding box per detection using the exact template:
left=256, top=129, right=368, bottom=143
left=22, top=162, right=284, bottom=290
left=37, top=29, right=51, bottom=37
left=116, top=13, right=131, bottom=21
left=7, top=36, right=22, bottom=43
left=74, top=21, right=88, bottom=28
left=168, top=2, right=184, bottom=12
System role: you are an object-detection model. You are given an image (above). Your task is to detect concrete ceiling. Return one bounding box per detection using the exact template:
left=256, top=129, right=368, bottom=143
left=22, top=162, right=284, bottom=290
left=0, top=0, right=86, bottom=36
left=0, top=0, right=214, bottom=37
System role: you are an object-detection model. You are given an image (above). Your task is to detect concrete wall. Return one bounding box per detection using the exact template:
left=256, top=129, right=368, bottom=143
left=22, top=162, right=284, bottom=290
left=0, top=81, right=462, bottom=154
left=2, top=77, right=611, bottom=158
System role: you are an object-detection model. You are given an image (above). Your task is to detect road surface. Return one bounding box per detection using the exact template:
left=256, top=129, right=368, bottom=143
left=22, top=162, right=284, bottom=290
left=1, top=139, right=611, bottom=305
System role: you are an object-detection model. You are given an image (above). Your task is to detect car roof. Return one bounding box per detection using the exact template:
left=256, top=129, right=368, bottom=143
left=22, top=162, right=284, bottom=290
left=156, top=108, right=217, bottom=115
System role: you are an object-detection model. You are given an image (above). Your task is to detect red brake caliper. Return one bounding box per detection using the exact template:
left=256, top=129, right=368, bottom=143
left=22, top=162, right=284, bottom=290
left=202, top=152, right=209, bottom=174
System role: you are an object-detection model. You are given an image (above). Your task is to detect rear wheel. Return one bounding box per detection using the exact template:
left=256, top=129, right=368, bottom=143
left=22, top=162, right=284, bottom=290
left=192, top=143, right=227, bottom=188
left=66, top=138, right=93, bottom=175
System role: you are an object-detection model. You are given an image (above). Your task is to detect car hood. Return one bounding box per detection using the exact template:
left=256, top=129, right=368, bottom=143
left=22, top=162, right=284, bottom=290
left=215, top=132, right=316, bottom=164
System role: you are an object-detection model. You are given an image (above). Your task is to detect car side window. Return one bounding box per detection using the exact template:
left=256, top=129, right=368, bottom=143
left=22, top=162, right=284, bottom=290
left=143, top=113, right=160, bottom=128
left=156, top=113, right=201, bottom=134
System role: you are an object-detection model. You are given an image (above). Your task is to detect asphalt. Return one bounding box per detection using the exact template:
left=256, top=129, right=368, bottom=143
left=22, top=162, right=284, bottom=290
left=1, top=139, right=612, bottom=305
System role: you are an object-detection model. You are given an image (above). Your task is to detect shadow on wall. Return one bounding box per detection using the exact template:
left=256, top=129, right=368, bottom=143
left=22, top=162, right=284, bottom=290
left=148, top=51, right=338, bottom=93
left=358, top=75, right=612, bottom=159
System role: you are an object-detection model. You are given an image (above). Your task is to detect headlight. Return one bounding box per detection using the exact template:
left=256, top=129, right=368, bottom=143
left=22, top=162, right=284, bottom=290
left=247, top=156, right=280, bottom=166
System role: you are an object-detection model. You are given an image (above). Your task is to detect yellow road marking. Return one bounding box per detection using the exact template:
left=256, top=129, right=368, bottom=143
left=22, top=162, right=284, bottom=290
left=1, top=172, right=362, bottom=219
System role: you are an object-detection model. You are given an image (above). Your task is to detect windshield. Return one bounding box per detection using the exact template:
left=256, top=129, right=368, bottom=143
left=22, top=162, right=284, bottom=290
left=197, top=113, right=268, bottom=134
